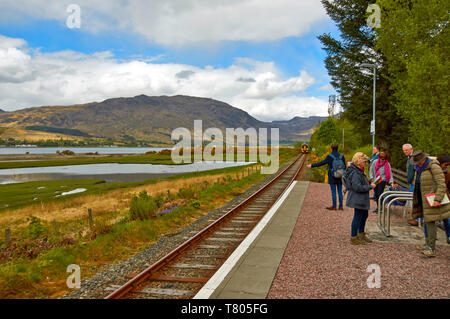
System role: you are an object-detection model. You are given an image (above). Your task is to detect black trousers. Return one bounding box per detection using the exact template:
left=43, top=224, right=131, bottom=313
left=374, top=181, right=387, bottom=208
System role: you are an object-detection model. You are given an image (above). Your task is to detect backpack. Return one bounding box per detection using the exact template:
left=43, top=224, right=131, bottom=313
left=342, top=168, right=352, bottom=195
left=330, top=153, right=345, bottom=179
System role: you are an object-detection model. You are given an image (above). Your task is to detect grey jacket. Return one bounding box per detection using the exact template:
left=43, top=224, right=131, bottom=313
left=345, top=164, right=373, bottom=210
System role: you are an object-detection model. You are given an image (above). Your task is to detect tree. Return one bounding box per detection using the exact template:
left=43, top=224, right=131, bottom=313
left=376, top=0, right=449, bottom=155
left=318, top=0, right=409, bottom=167
left=317, top=117, right=340, bottom=145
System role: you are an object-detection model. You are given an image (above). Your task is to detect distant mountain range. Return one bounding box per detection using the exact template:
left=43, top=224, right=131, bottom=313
left=0, top=95, right=326, bottom=144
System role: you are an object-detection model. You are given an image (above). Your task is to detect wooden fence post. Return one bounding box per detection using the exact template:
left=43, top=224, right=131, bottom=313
left=88, top=208, right=94, bottom=228
left=5, top=228, right=11, bottom=245
left=53, top=219, right=58, bottom=236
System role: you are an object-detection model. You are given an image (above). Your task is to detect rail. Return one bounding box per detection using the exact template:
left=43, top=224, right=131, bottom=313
left=377, top=190, right=413, bottom=236
left=105, top=153, right=306, bottom=299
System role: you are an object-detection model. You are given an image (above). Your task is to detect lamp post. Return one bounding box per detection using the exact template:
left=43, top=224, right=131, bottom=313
left=360, top=63, right=376, bottom=149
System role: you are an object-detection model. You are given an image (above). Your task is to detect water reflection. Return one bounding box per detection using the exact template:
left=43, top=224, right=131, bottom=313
left=0, top=162, right=253, bottom=184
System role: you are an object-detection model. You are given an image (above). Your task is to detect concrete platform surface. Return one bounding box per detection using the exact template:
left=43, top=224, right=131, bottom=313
left=208, top=181, right=309, bottom=299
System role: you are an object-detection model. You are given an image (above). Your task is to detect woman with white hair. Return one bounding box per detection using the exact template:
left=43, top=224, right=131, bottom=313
left=343, top=152, right=377, bottom=245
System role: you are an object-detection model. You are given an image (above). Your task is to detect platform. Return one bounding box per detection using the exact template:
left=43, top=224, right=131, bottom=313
left=196, top=181, right=450, bottom=299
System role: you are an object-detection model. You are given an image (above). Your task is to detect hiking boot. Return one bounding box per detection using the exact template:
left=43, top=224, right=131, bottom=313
left=408, top=219, right=419, bottom=226
left=357, top=232, right=373, bottom=243
left=326, top=206, right=336, bottom=210
left=422, top=246, right=436, bottom=258
left=416, top=239, right=427, bottom=251
left=350, top=236, right=366, bottom=245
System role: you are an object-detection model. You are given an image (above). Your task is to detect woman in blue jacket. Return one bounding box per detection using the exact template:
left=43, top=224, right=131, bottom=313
left=307, top=144, right=346, bottom=210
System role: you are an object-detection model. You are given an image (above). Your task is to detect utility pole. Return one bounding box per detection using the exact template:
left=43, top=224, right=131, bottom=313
left=361, top=63, right=377, bottom=149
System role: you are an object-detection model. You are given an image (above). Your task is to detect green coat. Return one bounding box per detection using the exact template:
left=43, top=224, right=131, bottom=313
left=412, top=159, right=450, bottom=222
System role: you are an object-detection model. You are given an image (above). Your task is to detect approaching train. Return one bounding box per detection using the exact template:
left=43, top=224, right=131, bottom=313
left=300, top=143, right=309, bottom=154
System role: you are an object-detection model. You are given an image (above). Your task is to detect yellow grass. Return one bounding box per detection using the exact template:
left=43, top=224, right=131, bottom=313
left=0, top=173, right=238, bottom=230
left=0, top=127, right=80, bottom=142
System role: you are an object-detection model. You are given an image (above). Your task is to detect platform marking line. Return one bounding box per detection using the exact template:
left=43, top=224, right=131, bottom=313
left=193, top=181, right=298, bottom=299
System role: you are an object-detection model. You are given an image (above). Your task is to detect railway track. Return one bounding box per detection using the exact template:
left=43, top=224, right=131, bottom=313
left=105, top=153, right=307, bottom=299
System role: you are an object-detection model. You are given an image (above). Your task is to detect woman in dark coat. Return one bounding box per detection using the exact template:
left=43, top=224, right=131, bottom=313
left=344, top=152, right=376, bottom=245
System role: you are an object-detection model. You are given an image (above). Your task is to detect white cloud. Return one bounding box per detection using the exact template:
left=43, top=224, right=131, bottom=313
left=0, top=35, right=328, bottom=120
left=0, top=0, right=327, bottom=46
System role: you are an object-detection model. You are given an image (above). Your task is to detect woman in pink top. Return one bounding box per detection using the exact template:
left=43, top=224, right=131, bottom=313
left=373, top=152, right=395, bottom=213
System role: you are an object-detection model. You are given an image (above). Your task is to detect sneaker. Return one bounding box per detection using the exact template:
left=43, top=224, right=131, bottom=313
left=326, top=206, right=336, bottom=210
left=422, top=246, right=436, bottom=258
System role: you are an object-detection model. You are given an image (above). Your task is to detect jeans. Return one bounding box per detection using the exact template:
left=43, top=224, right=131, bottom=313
left=351, top=208, right=369, bottom=237
left=329, top=183, right=343, bottom=208
left=424, top=218, right=450, bottom=238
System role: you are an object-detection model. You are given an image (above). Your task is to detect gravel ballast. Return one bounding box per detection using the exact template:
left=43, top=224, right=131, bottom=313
left=268, top=182, right=450, bottom=299
left=62, top=161, right=293, bottom=299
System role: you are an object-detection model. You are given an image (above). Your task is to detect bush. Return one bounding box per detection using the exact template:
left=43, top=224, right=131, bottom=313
left=177, top=186, right=197, bottom=200
left=27, top=216, right=49, bottom=239
left=191, top=201, right=201, bottom=209
left=129, top=191, right=158, bottom=220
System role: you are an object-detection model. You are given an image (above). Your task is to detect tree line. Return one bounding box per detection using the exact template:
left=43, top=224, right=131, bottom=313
left=317, top=0, right=448, bottom=168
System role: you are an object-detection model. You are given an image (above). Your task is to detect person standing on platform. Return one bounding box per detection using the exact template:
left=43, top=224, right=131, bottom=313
left=411, top=151, right=450, bottom=257
left=369, top=145, right=380, bottom=183
left=373, top=152, right=395, bottom=213
left=344, top=152, right=376, bottom=245
left=403, top=143, right=418, bottom=226
left=307, top=143, right=346, bottom=210
left=369, top=145, right=380, bottom=201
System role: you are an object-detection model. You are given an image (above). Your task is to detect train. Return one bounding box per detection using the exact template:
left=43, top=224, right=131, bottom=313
left=300, top=143, right=309, bottom=154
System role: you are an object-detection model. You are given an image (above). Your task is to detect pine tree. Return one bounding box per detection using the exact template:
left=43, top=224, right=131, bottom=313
left=318, top=0, right=408, bottom=167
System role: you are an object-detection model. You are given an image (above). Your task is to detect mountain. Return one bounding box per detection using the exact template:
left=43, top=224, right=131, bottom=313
left=0, top=95, right=326, bottom=144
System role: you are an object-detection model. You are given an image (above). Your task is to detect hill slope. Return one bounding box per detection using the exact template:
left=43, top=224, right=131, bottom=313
left=0, top=95, right=325, bottom=144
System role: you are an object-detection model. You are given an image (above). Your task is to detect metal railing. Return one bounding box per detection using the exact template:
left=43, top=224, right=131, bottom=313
left=377, top=191, right=413, bottom=236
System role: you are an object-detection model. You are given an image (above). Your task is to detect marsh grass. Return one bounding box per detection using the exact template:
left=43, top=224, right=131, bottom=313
left=0, top=148, right=298, bottom=298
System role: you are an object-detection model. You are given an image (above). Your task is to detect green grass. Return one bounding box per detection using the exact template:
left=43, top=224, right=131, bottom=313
left=0, top=153, right=176, bottom=170
left=0, top=179, right=105, bottom=212
left=0, top=148, right=297, bottom=170
left=0, top=163, right=273, bottom=298
left=0, top=148, right=298, bottom=213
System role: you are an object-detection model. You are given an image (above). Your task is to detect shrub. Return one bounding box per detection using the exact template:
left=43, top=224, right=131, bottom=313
left=27, top=216, right=49, bottom=239
left=177, top=186, right=197, bottom=200
left=129, top=191, right=158, bottom=220
left=191, top=201, right=201, bottom=209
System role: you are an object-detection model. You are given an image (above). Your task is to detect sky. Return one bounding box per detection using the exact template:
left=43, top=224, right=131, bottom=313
left=0, top=0, right=339, bottom=122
